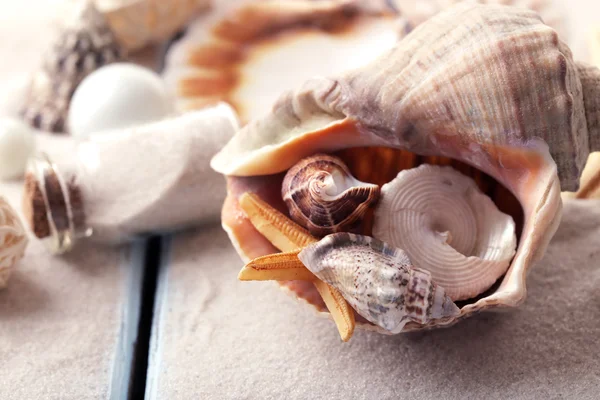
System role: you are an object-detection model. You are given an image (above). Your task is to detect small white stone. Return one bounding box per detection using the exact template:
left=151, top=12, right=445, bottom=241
left=0, top=118, right=35, bottom=180
left=68, top=63, right=173, bottom=138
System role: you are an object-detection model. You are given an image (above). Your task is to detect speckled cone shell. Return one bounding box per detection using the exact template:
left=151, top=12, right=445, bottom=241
left=212, top=3, right=600, bottom=333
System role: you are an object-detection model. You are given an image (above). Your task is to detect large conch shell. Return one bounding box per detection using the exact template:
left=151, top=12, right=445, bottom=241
left=212, top=3, right=600, bottom=333
left=563, top=27, right=600, bottom=200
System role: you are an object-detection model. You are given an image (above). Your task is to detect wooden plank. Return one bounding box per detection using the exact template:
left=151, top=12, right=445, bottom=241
left=146, top=202, right=600, bottom=399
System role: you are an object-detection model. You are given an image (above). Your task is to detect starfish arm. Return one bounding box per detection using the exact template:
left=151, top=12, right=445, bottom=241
left=238, top=192, right=357, bottom=342
left=238, top=250, right=316, bottom=281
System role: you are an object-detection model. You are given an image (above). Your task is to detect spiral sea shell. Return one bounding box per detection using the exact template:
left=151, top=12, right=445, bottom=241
left=282, top=154, right=379, bottom=237
left=373, top=165, right=517, bottom=301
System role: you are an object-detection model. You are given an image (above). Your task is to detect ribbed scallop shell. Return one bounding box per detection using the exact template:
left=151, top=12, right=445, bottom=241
left=282, top=154, right=379, bottom=236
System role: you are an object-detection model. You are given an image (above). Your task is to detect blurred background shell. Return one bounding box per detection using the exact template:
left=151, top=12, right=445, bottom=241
left=563, top=27, right=600, bottom=200
left=0, top=197, right=28, bottom=288
left=162, top=0, right=409, bottom=123
left=20, top=2, right=126, bottom=133
left=96, top=0, right=211, bottom=50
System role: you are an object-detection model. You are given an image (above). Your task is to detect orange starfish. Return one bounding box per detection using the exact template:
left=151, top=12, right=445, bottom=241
left=237, top=192, right=356, bottom=342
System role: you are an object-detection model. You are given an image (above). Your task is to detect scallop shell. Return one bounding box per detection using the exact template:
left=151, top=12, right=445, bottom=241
left=0, top=197, right=28, bottom=288
left=282, top=154, right=379, bottom=236
left=211, top=2, right=600, bottom=333
left=162, top=0, right=408, bottom=122
left=96, top=0, right=210, bottom=50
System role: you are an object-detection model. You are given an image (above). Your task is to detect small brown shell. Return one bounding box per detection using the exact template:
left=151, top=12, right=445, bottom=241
left=282, top=154, right=379, bottom=237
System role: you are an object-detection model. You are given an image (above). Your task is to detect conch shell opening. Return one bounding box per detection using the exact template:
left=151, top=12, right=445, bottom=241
left=209, top=2, right=600, bottom=334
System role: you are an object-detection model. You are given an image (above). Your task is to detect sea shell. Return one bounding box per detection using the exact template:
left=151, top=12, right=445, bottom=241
left=392, top=0, right=565, bottom=38
left=372, top=164, right=517, bottom=301
left=0, top=197, right=28, bottom=288
left=20, top=1, right=126, bottom=134
left=282, top=154, right=379, bottom=236
left=563, top=28, right=600, bottom=200
left=162, top=0, right=408, bottom=121
left=96, top=0, right=209, bottom=50
left=298, top=233, right=460, bottom=334
left=211, top=2, right=600, bottom=334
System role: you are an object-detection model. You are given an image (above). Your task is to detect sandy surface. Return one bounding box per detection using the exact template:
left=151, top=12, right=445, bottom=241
left=0, top=1, right=142, bottom=398
left=147, top=200, right=600, bottom=399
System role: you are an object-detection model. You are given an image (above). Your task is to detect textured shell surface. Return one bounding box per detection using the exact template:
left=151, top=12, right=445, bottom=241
left=282, top=154, right=380, bottom=236
left=298, top=232, right=460, bottom=333
left=211, top=2, right=597, bottom=189
left=373, top=164, right=517, bottom=301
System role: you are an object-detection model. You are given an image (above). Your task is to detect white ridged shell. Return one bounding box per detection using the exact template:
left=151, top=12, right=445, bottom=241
left=373, top=165, right=517, bottom=301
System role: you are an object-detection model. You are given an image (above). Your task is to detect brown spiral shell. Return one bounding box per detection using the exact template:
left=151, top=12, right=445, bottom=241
left=281, top=154, right=380, bottom=237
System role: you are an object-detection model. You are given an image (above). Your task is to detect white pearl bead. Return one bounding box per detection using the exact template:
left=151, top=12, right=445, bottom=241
left=0, top=118, right=35, bottom=180
left=68, top=63, right=173, bottom=138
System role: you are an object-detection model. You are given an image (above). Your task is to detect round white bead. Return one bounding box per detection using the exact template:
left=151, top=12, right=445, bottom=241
left=68, top=63, right=173, bottom=138
left=0, top=118, right=35, bottom=180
